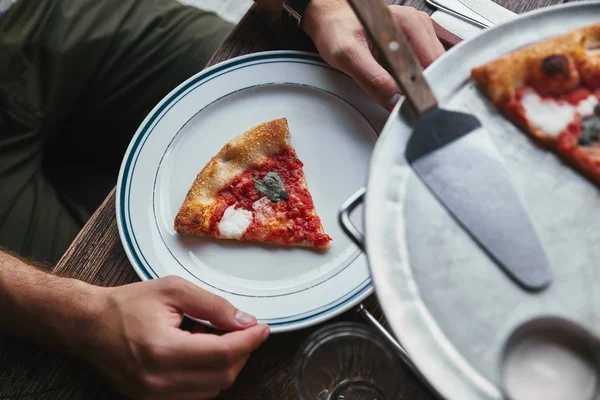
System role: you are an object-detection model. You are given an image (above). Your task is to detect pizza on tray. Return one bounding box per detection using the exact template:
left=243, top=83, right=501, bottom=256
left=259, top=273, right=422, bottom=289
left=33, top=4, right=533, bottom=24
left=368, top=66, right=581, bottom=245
left=471, top=22, right=600, bottom=185
left=174, top=118, right=332, bottom=250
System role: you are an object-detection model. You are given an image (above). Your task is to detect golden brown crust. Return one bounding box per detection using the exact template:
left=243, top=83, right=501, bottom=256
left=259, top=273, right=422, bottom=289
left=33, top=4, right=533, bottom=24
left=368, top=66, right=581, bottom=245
left=174, top=119, right=290, bottom=234
left=563, top=146, right=600, bottom=188
left=471, top=23, right=600, bottom=105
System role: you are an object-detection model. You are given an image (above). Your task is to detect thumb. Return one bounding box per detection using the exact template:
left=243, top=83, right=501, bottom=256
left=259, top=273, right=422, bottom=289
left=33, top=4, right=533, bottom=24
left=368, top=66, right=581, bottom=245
left=340, top=45, right=402, bottom=111
left=160, top=276, right=257, bottom=331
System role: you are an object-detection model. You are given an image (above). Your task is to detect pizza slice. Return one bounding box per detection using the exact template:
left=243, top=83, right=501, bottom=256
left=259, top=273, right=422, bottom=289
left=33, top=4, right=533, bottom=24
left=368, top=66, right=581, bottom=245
left=174, top=118, right=332, bottom=249
left=471, top=22, right=600, bottom=186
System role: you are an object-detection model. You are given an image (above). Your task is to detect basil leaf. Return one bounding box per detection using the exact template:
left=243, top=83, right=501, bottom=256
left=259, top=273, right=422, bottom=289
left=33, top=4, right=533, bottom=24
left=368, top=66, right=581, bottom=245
left=253, top=171, right=289, bottom=202
left=579, top=115, right=600, bottom=147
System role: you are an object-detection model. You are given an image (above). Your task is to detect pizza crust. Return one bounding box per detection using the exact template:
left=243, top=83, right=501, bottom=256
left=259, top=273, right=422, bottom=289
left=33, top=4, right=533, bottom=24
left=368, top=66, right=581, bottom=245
left=174, top=118, right=290, bottom=234
left=562, top=146, right=600, bottom=187
left=471, top=23, right=600, bottom=105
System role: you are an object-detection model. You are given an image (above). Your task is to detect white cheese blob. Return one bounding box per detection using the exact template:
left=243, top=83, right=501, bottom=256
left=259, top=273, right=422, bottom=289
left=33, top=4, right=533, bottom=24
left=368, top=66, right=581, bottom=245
left=521, top=91, right=599, bottom=137
left=252, top=197, right=273, bottom=225
left=576, top=94, right=599, bottom=116
left=218, top=205, right=252, bottom=239
left=521, top=92, right=576, bottom=137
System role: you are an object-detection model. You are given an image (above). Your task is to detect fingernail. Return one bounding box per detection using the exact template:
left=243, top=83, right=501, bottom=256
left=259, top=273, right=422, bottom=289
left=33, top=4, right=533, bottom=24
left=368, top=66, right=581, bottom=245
left=262, top=325, right=271, bottom=340
left=235, top=310, right=256, bottom=326
left=387, top=93, right=401, bottom=110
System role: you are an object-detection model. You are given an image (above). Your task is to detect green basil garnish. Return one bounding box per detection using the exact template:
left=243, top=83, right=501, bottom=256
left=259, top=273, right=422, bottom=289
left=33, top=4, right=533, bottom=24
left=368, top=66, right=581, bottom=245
left=253, top=171, right=289, bottom=203
left=579, top=115, right=600, bottom=147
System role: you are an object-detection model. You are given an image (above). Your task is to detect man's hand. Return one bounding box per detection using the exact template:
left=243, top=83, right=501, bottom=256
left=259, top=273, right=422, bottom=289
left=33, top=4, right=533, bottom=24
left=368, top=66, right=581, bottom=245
left=302, top=0, right=445, bottom=110
left=85, top=276, right=269, bottom=399
left=0, top=252, right=267, bottom=400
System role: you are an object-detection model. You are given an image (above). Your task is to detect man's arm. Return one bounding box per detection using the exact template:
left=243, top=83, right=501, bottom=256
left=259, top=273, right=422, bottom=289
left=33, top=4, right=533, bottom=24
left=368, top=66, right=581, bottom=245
left=0, top=250, right=269, bottom=399
left=254, top=0, right=445, bottom=110
left=0, top=251, right=99, bottom=353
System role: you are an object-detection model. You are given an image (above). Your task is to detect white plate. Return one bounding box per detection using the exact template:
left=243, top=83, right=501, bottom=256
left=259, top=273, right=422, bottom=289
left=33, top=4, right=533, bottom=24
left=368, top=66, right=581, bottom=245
left=116, top=51, right=388, bottom=332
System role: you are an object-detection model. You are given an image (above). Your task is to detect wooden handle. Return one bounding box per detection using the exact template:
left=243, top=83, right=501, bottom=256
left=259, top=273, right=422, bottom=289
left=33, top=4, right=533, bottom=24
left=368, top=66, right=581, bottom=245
left=348, top=0, right=438, bottom=115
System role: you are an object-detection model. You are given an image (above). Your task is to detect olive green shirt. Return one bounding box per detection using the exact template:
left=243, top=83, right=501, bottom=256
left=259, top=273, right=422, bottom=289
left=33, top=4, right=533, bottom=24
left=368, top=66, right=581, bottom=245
left=0, top=0, right=233, bottom=264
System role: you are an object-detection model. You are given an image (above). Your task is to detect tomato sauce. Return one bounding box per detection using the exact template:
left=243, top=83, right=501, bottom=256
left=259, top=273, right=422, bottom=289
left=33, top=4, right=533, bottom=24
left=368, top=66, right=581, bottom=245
left=557, top=115, right=582, bottom=153
left=579, top=59, right=600, bottom=90
left=584, top=74, right=600, bottom=89
left=562, top=87, right=592, bottom=105
left=504, top=95, right=529, bottom=131
left=210, top=149, right=331, bottom=247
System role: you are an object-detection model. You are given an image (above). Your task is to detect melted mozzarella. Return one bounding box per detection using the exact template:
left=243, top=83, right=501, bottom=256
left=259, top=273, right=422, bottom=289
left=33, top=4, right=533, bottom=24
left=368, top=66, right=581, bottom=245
left=576, top=95, right=599, bottom=115
left=218, top=205, right=252, bottom=239
left=521, top=91, right=599, bottom=137
left=252, top=197, right=273, bottom=225
left=521, top=92, right=576, bottom=137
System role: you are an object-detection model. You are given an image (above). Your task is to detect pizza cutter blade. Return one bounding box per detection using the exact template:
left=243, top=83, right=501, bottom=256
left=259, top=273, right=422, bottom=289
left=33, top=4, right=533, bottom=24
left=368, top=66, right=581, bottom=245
left=405, top=110, right=552, bottom=290
left=349, top=0, right=552, bottom=291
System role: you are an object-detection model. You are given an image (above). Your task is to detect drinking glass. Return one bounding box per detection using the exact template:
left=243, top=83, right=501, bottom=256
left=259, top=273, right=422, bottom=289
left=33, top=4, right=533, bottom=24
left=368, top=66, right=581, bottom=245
left=293, top=321, right=404, bottom=400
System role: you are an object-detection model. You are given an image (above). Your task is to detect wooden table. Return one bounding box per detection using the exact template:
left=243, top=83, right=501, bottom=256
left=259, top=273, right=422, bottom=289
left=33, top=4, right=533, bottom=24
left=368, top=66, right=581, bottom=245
left=0, top=0, right=568, bottom=399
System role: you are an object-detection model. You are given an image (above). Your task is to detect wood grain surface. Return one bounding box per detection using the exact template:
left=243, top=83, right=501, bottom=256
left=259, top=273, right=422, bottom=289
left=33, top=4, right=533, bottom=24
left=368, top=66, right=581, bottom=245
left=0, top=1, right=568, bottom=399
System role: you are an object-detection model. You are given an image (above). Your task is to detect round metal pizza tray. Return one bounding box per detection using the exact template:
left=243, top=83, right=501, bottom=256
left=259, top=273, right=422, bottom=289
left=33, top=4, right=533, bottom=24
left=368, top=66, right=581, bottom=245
left=344, top=2, right=600, bottom=399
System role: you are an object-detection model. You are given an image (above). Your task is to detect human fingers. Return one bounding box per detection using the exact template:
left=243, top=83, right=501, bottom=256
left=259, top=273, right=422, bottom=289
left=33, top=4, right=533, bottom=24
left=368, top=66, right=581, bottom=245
left=158, top=276, right=256, bottom=331
left=389, top=6, right=445, bottom=67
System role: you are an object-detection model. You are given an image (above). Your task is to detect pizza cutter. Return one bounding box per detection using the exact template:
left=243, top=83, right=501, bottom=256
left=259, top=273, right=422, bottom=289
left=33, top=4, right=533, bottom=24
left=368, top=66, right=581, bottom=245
left=347, top=0, right=553, bottom=291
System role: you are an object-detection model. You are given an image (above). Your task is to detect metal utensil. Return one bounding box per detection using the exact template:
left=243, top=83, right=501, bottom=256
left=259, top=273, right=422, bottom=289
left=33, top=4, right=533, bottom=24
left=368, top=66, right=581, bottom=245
left=347, top=0, right=552, bottom=291
left=431, top=10, right=483, bottom=42
left=454, top=0, right=517, bottom=26
left=427, top=0, right=492, bottom=28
